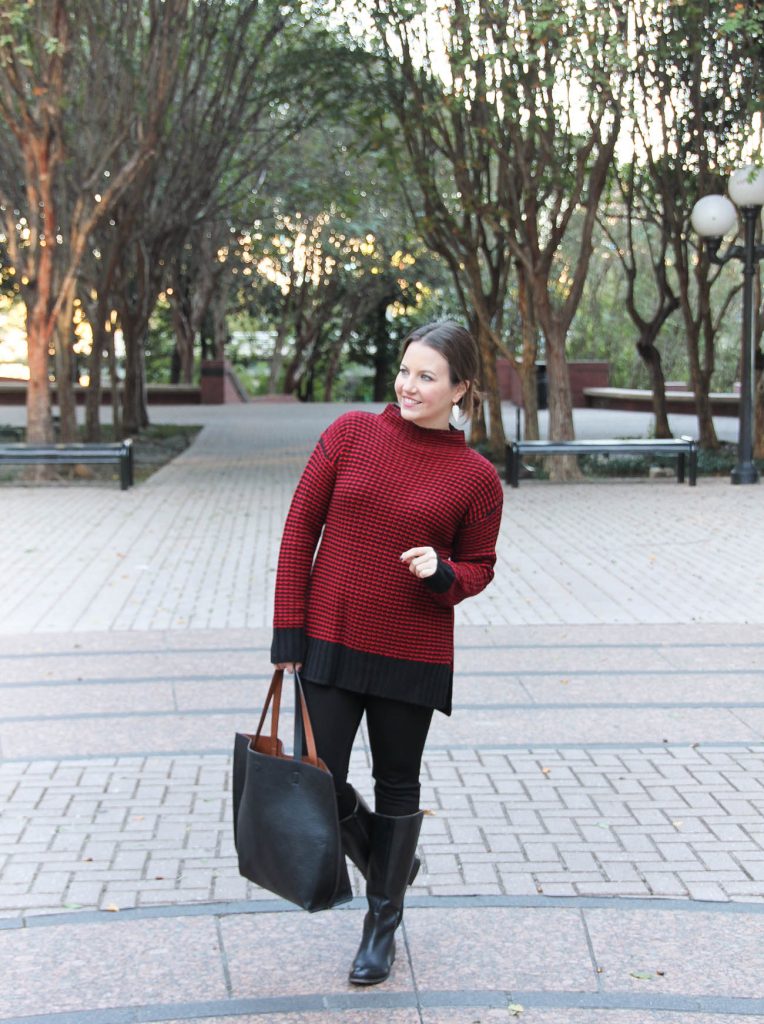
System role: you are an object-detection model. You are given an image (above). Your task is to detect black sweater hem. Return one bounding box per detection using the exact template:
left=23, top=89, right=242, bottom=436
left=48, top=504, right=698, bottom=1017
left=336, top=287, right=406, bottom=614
left=286, top=634, right=453, bottom=715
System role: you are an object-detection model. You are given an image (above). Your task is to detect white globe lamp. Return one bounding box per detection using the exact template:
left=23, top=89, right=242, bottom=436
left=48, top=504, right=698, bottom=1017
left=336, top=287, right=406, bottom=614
left=728, top=165, right=764, bottom=208
left=689, top=194, right=738, bottom=238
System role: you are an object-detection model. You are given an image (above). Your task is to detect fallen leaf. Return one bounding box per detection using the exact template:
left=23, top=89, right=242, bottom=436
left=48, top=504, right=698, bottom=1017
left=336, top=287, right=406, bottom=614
left=630, top=970, right=653, bottom=980
left=541, top=767, right=551, bottom=776
left=656, top=969, right=665, bottom=977
left=104, top=903, right=120, bottom=913
left=508, top=1004, right=524, bottom=1017
left=82, top=857, right=93, bottom=863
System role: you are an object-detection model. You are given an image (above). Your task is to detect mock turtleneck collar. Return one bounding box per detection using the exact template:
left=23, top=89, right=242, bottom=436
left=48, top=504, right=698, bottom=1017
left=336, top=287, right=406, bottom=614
left=380, top=403, right=466, bottom=446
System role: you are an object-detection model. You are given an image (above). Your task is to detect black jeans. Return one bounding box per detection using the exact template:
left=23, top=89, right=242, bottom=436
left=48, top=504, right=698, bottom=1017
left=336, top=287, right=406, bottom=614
left=302, top=680, right=434, bottom=818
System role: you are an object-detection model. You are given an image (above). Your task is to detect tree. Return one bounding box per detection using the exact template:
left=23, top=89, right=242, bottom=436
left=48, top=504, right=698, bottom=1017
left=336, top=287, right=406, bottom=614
left=234, top=117, right=431, bottom=400
left=628, top=0, right=760, bottom=448
left=359, top=0, right=629, bottom=469
left=599, top=160, right=679, bottom=438
left=359, top=1, right=517, bottom=457
left=0, top=0, right=186, bottom=441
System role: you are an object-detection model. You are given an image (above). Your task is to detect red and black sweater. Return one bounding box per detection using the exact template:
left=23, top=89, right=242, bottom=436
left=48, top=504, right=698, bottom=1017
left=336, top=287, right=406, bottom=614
left=271, top=403, right=504, bottom=713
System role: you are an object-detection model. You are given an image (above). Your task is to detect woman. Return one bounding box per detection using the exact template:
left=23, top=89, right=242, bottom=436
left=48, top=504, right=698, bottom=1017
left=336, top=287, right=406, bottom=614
left=271, top=320, right=503, bottom=985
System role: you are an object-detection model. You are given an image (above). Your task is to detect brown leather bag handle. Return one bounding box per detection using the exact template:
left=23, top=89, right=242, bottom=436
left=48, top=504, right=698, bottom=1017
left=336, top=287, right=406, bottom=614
left=253, top=668, right=321, bottom=768
left=253, top=669, right=283, bottom=756
left=293, top=670, right=320, bottom=766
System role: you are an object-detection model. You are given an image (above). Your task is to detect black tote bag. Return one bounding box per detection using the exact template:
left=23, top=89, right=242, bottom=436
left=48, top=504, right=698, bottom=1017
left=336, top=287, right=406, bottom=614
left=232, top=669, right=352, bottom=912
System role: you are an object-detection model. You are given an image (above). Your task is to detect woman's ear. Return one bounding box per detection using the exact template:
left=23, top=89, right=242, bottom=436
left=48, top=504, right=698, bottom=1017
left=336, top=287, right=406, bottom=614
left=453, top=382, right=468, bottom=405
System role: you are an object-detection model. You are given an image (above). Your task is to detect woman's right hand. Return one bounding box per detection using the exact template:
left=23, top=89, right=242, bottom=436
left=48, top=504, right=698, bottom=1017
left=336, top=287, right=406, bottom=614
left=274, top=662, right=302, bottom=673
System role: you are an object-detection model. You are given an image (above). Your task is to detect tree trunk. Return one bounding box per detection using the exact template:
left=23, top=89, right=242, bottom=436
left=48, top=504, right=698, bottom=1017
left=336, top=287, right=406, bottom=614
left=469, top=314, right=505, bottom=459
left=107, top=327, right=121, bottom=439
left=636, top=338, right=672, bottom=439
left=516, top=262, right=539, bottom=440
left=121, top=314, right=149, bottom=435
left=284, top=324, right=318, bottom=395
left=545, top=326, right=575, bottom=441
left=85, top=312, right=106, bottom=441
left=54, top=279, right=78, bottom=442
left=323, top=340, right=342, bottom=402
left=481, top=348, right=504, bottom=461
left=269, top=321, right=289, bottom=393
left=685, top=329, right=718, bottom=449
left=519, top=369, right=540, bottom=441
left=25, top=302, right=54, bottom=443
left=174, top=324, right=195, bottom=384
left=372, top=306, right=394, bottom=402
left=211, top=288, right=228, bottom=359
left=544, top=322, right=580, bottom=481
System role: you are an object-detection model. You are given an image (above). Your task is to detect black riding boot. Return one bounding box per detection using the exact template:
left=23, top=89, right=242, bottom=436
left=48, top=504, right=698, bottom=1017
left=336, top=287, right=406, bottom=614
left=339, top=789, right=420, bottom=884
left=348, top=810, right=423, bottom=986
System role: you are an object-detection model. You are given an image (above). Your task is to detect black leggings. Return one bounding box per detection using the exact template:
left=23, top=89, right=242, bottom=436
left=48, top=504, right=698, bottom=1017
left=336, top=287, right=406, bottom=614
left=302, top=680, right=434, bottom=818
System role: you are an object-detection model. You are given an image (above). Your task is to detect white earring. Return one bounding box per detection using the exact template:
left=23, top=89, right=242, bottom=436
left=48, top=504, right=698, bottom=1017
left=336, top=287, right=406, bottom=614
left=452, top=403, right=463, bottom=422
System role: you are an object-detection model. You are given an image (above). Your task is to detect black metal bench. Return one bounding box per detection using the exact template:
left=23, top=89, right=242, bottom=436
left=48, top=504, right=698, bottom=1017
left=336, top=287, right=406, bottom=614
left=0, top=439, right=134, bottom=490
left=505, top=437, right=698, bottom=488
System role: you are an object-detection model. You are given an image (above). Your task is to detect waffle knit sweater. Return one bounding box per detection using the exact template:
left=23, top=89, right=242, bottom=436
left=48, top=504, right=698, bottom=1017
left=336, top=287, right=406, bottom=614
left=271, top=403, right=503, bottom=714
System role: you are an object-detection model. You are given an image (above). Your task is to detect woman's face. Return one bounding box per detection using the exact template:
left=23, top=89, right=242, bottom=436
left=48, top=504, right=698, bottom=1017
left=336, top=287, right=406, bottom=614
left=394, top=340, right=466, bottom=430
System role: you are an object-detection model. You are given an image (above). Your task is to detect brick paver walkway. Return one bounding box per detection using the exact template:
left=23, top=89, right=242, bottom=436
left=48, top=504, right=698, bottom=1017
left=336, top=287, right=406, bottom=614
left=2, top=402, right=764, bottom=1024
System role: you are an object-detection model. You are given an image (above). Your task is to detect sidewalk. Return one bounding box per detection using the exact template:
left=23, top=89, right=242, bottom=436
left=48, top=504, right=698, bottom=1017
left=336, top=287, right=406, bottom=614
left=2, top=402, right=764, bottom=1024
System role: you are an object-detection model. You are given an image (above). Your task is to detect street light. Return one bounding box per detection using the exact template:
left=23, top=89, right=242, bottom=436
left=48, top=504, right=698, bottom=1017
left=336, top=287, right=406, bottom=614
left=691, top=165, right=764, bottom=485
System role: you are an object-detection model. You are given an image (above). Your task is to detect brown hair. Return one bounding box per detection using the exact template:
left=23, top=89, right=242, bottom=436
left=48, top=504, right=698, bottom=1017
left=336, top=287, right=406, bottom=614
left=400, top=320, right=482, bottom=419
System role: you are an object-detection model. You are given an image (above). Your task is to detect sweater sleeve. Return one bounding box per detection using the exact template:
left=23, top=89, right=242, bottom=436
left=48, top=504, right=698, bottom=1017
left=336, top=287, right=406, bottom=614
left=424, top=467, right=503, bottom=609
left=270, top=416, right=346, bottom=663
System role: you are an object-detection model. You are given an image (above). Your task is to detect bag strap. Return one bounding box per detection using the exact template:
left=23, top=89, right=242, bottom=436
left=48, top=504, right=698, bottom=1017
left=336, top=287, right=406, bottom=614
left=253, top=669, right=283, bottom=755
left=294, top=670, right=320, bottom=767
left=252, top=668, right=321, bottom=767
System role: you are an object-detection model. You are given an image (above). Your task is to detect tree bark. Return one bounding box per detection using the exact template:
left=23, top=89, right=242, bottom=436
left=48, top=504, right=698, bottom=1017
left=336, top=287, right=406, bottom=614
left=480, top=348, right=503, bottom=458
left=84, top=297, right=111, bottom=441
left=54, top=278, right=78, bottom=442
left=636, top=337, right=672, bottom=439
left=121, top=317, right=149, bottom=435
left=25, top=303, right=54, bottom=444
left=543, top=321, right=580, bottom=480
left=684, top=322, right=718, bottom=449
left=211, top=288, right=228, bottom=359
left=516, top=262, right=539, bottom=441
left=107, top=327, right=121, bottom=439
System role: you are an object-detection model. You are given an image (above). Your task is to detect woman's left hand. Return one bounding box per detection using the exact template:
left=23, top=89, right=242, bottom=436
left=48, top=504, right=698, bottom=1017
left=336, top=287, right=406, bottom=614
left=400, top=546, right=438, bottom=579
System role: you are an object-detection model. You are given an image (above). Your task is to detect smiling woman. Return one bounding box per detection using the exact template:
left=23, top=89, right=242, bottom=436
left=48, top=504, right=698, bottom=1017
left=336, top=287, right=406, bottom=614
left=269, top=318, right=503, bottom=987
left=396, top=342, right=464, bottom=429
left=395, top=321, right=482, bottom=430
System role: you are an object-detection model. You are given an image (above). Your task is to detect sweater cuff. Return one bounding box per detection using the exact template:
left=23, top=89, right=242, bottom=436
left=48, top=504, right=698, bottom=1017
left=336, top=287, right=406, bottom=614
left=422, top=556, right=456, bottom=595
left=271, top=627, right=307, bottom=664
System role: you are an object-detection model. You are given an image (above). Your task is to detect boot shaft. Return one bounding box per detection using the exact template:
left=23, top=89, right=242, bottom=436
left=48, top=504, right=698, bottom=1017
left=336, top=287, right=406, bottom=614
left=367, top=810, right=424, bottom=909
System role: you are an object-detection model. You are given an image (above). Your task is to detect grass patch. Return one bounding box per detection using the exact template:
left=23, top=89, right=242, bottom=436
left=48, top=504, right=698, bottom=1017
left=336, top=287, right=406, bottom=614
left=518, top=441, right=764, bottom=481
left=0, top=423, right=202, bottom=487
left=579, top=442, right=763, bottom=479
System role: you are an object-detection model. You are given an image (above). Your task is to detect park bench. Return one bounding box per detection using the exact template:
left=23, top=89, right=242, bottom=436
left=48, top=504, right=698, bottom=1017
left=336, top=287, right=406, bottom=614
left=505, top=437, right=698, bottom=488
left=0, top=439, right=134, bottom=490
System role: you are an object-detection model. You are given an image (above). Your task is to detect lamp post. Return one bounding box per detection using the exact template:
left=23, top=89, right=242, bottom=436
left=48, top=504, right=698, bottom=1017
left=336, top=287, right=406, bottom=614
left=691, top=165, right=764, bottom=485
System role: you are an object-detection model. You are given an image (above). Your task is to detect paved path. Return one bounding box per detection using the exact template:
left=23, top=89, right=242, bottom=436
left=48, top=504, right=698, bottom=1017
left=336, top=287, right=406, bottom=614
left=2, top=402, right=764, bottom=1024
